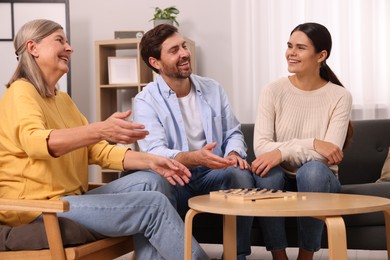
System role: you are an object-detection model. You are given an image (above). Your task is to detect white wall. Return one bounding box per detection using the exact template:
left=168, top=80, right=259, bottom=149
left=69, top=0, right=233, bottom=123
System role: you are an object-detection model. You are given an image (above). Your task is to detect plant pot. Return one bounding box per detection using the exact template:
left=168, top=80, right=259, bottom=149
left=153, top=19, right=174, bottom=27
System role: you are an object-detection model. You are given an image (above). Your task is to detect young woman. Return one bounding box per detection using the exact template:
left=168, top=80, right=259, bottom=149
left=0, top=19, right=209, bottom=260
left=251, top=22, right=353, bottom=260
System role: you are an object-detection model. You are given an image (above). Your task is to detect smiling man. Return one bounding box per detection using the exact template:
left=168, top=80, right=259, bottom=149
left=131, top=24, right=255, bottom=260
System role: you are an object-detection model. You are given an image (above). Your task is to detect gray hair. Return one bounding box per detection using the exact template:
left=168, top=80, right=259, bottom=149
left=7, top=19, right=63, bottom=97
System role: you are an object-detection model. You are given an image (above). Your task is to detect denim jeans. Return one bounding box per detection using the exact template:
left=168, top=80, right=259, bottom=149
left=59, top=171, right=210, bottom=260
left=253, top=161, right=341, bottom=252
left=170, top=166, right=255, bottom=260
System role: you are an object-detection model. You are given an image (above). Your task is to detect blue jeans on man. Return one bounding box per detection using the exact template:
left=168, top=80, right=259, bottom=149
left=168, top=166, right=255, bottom=260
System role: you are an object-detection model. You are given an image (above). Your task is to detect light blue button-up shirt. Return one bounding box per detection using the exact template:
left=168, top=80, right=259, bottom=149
left=133, top=74, right=247, bottom=160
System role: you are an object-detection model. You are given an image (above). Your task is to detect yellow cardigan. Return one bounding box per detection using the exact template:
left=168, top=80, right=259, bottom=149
left=0, top=80, right=127, bottom=226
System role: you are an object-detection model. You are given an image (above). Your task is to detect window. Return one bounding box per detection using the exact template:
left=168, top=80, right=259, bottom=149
left=231, top=0, right=389, bottom=122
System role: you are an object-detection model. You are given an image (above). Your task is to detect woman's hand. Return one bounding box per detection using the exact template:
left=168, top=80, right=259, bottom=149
left=251, top=149, right=282, bottom=176
left=123, top=151, right=192, bottom=186
left=48, top=110, right=148, bottom=157
left=314, top=139, right=343, bottom=165
left=97, top=110, right=149, bottom=144
left=149, top=156, right=192, bottom=186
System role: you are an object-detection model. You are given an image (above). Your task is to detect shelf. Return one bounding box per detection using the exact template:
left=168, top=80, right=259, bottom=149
left=99, top=84, right=142, bottom=89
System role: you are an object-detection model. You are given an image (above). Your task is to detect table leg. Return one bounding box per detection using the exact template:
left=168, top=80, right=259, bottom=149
left=184, top=209, right=201, bottom=260
left=321, top=216, right=348, bottom=260
left=383, top=209, right=390, bottom=260
left=223, top=215, right=237, bottom=260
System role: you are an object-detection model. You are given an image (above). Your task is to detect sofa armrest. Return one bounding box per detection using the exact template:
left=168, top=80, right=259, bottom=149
left=341, top=182, right=390, bottom=198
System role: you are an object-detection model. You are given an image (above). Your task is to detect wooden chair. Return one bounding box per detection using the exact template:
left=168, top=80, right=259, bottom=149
left=0, top=184, right=135, bottom=260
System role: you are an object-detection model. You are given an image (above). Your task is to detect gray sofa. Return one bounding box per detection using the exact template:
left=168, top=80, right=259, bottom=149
left=191, top=119, right=390, bottom=250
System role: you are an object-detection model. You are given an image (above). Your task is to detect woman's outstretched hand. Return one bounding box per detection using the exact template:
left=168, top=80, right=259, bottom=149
left=149, top=156, right=192, bottom=186
left=99, top=110, right=149, bottom=144
left=123, top=151, right=192, bottom=186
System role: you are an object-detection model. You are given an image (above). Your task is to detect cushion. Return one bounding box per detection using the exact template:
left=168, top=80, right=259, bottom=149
left=377, top=147, right=390, bottom=182
left=0, top=217, right=105, bottom=251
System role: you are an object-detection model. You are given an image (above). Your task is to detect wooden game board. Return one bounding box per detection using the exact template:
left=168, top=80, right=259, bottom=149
left=210, top=188, right=295, bottom=201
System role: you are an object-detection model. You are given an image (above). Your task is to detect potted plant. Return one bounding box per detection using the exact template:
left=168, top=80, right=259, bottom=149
left=150, top=6, right=180, bottom=27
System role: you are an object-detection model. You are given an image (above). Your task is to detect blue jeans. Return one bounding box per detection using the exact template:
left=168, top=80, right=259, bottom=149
left=170, top=166, right=255, bottom=260
left=253, top=161, right=341, bottom=252
left=59, top=171, right=209, bottom=260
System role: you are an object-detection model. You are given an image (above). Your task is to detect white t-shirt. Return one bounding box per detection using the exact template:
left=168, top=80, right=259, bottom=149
left=178, top=86, right=206, bottom=151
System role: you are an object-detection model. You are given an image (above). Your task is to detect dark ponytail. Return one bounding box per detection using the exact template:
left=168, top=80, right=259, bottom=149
left=320, top=62, right=342, bottom=86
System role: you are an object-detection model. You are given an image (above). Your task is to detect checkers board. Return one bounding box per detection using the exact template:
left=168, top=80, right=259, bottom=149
left=210, top=188, right=295, bottom=201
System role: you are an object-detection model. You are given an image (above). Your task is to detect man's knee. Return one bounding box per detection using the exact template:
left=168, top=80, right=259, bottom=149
left=226, top=168, right=254, bottom=188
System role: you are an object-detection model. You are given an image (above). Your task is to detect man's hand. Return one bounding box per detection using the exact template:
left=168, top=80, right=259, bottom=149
left=314, top=139, right=343, bottom=165
left=174, top=143, right=235, bottom=169
left=226, top=151, right=250, bottom=170
left=195, top=143, right=234, bottom=169
left=251, top=149, right=282, bottom=176
left=98, top=110, right=149, bottom=144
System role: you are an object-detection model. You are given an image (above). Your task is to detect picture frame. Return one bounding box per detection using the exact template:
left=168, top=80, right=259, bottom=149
left=108, top=57, right=138, bottom=84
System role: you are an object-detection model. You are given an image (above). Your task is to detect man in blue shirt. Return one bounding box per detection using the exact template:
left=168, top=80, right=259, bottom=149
left=133, top=24, right=254, bottom=259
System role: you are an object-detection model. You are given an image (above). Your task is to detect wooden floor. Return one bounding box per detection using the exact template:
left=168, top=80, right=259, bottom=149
left=116, top=244, right=388, bottom=259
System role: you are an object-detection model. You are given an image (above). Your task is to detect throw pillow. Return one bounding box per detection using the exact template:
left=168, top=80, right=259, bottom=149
left=377, top=147, right=390, bottom=182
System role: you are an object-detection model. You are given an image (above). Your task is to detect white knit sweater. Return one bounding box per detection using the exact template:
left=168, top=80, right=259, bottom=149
left=254, top=77, right=352, bottom=175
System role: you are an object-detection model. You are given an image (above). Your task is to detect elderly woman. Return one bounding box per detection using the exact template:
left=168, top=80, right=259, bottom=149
left=0, top=19, right=209, bottom=260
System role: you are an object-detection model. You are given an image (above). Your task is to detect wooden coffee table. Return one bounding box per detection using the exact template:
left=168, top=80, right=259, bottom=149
left=184, top=192, right=390, bottom=260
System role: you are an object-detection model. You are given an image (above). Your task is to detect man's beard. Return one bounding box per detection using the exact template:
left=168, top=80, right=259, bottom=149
left=175, top=69, right=192, bottom=79
left=160, top=58, right=192, bottom=79
left=164, top=66, right=192, bottom=79
left=175, top=57, right=192, bottom=78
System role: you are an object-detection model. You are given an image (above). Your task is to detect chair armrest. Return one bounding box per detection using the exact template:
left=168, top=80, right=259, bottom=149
left=0, top=182, right=105, bottom=213
left=0, top=198, right=69, bottom=213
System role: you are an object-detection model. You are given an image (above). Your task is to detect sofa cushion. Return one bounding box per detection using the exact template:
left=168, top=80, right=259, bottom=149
left=377, top=147, right=390, bottom=183
left=0, top=217, right=105, bottom=251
